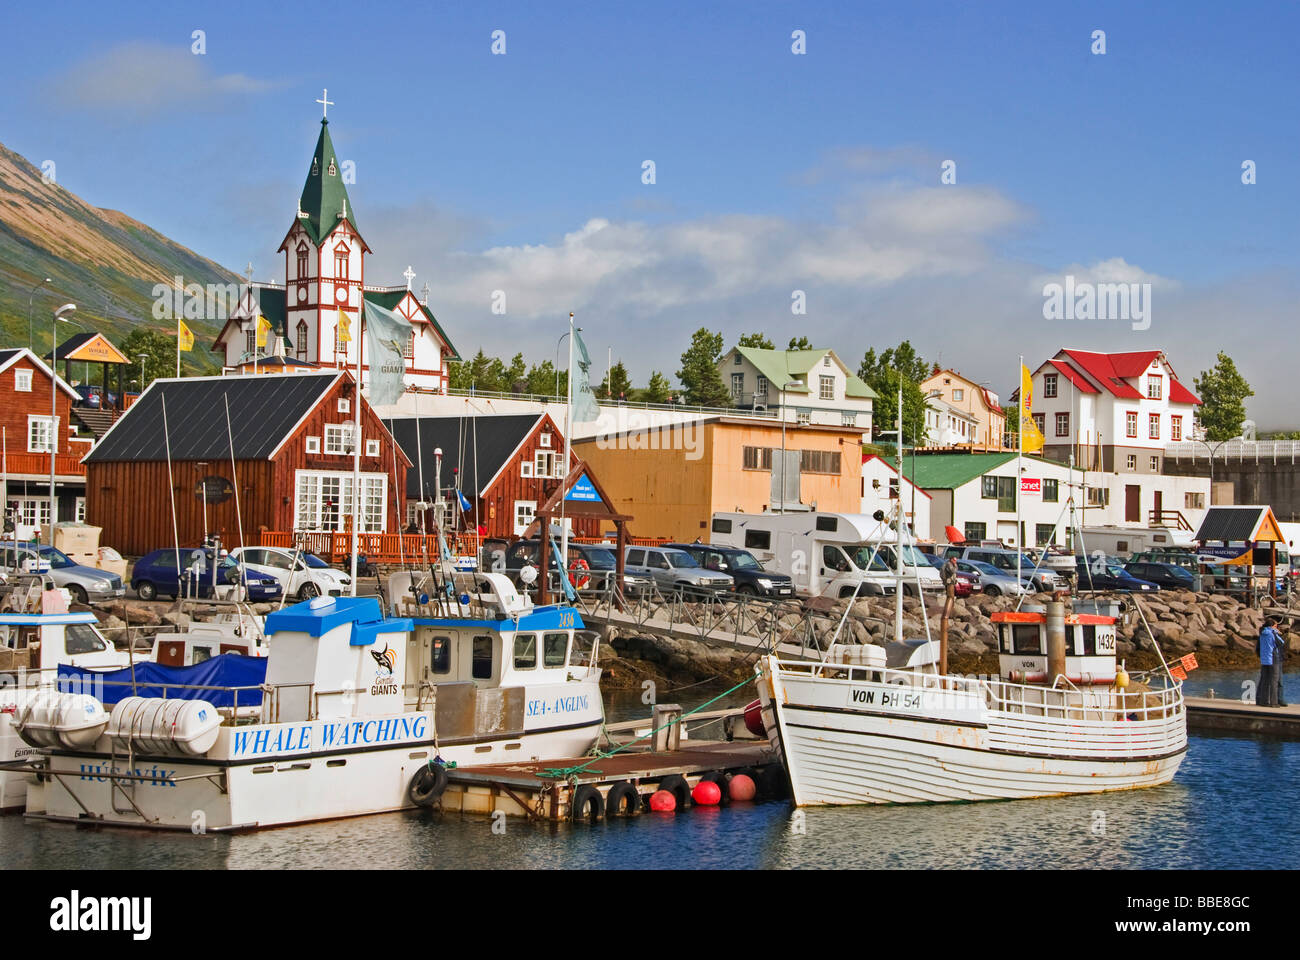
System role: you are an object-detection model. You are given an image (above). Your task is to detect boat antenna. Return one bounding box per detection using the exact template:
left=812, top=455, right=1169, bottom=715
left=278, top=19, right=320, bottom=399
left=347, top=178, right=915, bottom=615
left=160, top=391, right=183, bottom=595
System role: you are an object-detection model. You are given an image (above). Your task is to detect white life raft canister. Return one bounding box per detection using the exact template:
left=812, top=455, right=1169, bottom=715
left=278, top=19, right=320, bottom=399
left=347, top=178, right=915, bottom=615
left=14, top=690, right=110, bottom=750
left=107, top=697, right=222, bottom=757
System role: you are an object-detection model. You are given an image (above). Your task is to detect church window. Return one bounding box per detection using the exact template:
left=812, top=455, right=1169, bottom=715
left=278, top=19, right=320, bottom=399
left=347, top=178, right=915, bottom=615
left=296, top=320, right=308, bottom=360
left=404, top=333, right=415, bottom=360
left=296, top=243, right=309, bottom=277
left=246, top=327, right=255, bottom=356
left=312, top=158, right=319, bottom=176
left=328, top=158, right=337, bottom=177
left=334, top=243, right=349, bottom=281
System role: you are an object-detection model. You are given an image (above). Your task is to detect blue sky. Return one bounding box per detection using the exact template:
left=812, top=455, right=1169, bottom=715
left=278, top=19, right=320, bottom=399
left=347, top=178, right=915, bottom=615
left=4, top=0, right=1297, bottom=422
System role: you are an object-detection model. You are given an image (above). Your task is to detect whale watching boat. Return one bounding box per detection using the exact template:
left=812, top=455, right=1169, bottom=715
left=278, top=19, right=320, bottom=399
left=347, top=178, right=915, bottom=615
left=10, top=572, right=603, bottom=830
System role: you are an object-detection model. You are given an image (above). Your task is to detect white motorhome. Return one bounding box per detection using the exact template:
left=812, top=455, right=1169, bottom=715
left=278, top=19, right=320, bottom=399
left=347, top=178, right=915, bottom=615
left=1078, top=525, right=1193, bottom=559
left=709, top=512, right=943, bottom=598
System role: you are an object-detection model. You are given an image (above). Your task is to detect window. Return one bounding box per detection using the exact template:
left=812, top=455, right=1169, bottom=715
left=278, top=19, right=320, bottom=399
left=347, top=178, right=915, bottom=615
left=1032, top=413, right=1045, bottom=434
left=513, top=633, right=537, bottom=670
left=754, top=376, right=769, bottom=404
left=731, top=372, right=745, bottom=402
left=744, top=530, right=771, bottom=550
left=293, top=471, right=387, bottom=532
left=952, top=388, right=964, bottom=402
left=627, top=549, right=645, bottom=566
left=431, top=635, right=452, bottom=675
left=887, top=477, right=899, bottom=499
left=1147, top=375, right=1163, bottom=400
left=734, top=353, right=742, bottom=365
left=15, top=369, right=31, bottom=392
left=796, top=410, right=811, bottom=425
left=246, top=327, right=255, bottom=355
left=1185, top=492, right=1205, bottom=509
left=305, top=436, right=321, bottom=454
left=1150, top=455, right=1160, bottom=472
left=535, top=451, right=557, bottom=478
left=521, top=461, right=534, bottom=478
left=1043, top=478, right=1059, bottom=502
left=1171, top=415, right=1183, bottom=441
left=296, top=320, right=308, bottom=360
left=800, top=450, right=841, bottom=475
left=742, top=446, right=773, bottom=471
left=513, top=501, right=536, bottom=534
left=75, top=497, right=86, bottom=523
left=981, top=475, right=1016, bottom=511
left=823, top=355, right=831, bottom=367
left=981, top=476, right=998, bottom=499
left=1126, top=411, right=1138, bottom=438
left=1055, top=412, right=1070, bottom=437
left=472, top=635, right=494, bottom=680
left=366, top=439, right=380, bottom=457
left=296, top=242, right=309, bottom=278
left=1126, top=454, right=1137, bottom=470
left=1012, top=624, right=1042, bottom=655
left=1087, top=487, right=1109, bottom=506
left=819, top=376, right=834, bottom=400
left=404, top=334, right=415, bottom=360
left=338, top=398, right=350, bottom=414
left=27, top=416, right=56, bottom=453
left=815, top=516, right=838, bottom=532
left=964, top=522, right=987, bottom=541
left=333, top=242, right=350, bottom=281
left=324, top=424, right=351, bottom=454
left=539, top=433, right=551, bottom=448
left=543, top=632, right=569, bottom=668
left=1035, top=524, right=1056, bottom=546
left=712, top=518, right=732, bottom=534
left=841, top=411, right=856, bottom=427
left=1149, top=413, right=1160, bottom=440
left=1043, top=374, right=1057, bottom=399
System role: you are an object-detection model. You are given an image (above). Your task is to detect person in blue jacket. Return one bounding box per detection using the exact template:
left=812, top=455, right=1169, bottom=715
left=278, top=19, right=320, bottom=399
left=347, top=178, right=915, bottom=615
left=1258, top=618, right=1282, bottom=707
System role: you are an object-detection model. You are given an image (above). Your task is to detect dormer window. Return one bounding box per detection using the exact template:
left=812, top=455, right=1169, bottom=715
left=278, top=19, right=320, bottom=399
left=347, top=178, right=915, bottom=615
left=312, top=158, right=319, bottom=176
left=328, top=158, right=337, bottom=177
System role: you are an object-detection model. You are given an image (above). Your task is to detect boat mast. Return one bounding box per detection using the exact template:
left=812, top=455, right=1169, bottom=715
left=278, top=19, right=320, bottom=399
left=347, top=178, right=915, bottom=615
left=895, top=378, right=904, bottom=642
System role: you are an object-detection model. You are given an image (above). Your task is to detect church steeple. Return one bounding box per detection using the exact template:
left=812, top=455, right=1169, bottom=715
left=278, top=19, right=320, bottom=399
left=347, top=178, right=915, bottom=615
left=297, top=116, right=360, bottom=245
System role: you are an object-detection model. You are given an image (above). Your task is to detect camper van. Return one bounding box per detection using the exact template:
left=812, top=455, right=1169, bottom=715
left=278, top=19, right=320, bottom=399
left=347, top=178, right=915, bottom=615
left=1078, top=525, right=1192, bottom=559
left=709, top=512, right=942, bottom=598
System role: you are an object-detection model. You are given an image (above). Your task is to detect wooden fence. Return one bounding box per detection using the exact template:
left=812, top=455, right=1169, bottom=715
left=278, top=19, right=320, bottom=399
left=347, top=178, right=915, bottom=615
left=257, top=531, right=670, bottom=564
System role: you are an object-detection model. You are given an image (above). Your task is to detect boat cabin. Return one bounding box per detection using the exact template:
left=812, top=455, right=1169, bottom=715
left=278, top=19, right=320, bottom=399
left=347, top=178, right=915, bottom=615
left=0, top=578, right=127, bottom=675
left=991, top=608, right=1118, bottom=685
left=151, top=611, right=267, bottom=667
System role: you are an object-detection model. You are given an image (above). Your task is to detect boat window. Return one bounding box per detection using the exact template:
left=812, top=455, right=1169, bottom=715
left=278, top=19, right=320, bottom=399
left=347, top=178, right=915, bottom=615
left=542, top=632, right=569, bottom=668
left=514, top=633, right=537, bottom=670
left=472, top=635, right=494, bottom=679
left=1012, top=624, right=1041, bottom=654
left=431, top=635, right=452, bottom=675
left=64, top=623, right=109, bottom=655
left=192, top=645, right=212, bottom=664
left=1081, top=625, right=1099, bottom=655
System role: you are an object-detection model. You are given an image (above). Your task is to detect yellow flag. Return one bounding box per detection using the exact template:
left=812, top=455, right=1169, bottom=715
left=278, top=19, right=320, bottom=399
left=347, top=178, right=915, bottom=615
left=1020, top=364, right=1045, bottom=453
left=336, top=308, right=351, bottom=343
left=255, top=314, right=272, bottom=348
left=177, top=320, right=194, bottom=352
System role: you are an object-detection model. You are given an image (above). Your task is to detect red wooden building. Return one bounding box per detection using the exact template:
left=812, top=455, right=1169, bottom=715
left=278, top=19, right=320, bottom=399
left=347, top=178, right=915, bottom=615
left=84, top=371, right=409, bottom=556
left=389, top=413, right=603, bottom=541
left=0, top=348, right=86, bottom=538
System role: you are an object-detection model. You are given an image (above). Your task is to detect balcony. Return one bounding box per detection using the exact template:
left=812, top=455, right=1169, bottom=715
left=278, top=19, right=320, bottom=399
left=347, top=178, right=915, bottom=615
left=0, top=452, right=87, bottom=477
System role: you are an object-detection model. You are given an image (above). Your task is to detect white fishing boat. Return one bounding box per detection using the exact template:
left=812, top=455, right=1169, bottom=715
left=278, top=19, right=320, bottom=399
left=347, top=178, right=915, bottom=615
left=13, top=572, right=603, bottom=830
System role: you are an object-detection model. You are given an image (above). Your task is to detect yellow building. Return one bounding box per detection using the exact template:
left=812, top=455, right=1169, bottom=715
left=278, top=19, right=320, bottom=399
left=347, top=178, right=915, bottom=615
left=574, top=416, right=865, bottom=541
left=920, top=368, right=1007, bottom=449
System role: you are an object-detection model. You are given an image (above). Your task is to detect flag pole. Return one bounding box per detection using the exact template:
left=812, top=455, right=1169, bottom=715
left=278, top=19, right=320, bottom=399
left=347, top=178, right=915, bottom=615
left=1017, top=356, right=1023, bottom=587
left=560, top=312, right=574, bottom=574
left=351, top=305, right=361, bottom=596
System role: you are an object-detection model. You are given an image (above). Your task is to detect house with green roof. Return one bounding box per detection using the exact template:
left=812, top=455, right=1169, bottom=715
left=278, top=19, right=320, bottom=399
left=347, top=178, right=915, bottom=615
left=718, top=345, right=876, bottom=430
left=211, top=112, right=460, bottom=393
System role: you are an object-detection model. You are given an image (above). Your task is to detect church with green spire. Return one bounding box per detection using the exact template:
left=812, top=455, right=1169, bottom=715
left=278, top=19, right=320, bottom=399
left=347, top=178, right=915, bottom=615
left=212, top=97, right=459, bottom=392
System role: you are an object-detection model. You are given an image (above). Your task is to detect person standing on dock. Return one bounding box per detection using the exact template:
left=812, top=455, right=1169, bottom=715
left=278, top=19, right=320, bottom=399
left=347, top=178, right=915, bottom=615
left=1272, top=618, right=1288, bottom=707
left=1257, top=618, right=1282, bottom=707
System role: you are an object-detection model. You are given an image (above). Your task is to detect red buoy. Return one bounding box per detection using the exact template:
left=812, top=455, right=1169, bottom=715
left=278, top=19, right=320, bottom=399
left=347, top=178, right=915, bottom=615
left=692, top=780, right=722, bottom=806
left=649, top=789, right=676, bottom=812
left=743, top=699, right=766, bottom=738
left=728, top=774, right=757, bottom=802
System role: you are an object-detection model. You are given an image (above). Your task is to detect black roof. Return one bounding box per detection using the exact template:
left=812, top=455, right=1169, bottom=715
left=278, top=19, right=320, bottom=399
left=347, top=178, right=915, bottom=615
left=389, top=414, right=542, bottom=499
left=47, top=332, right=99, bottom=362
left=85, top=373, right=340, bottom=462
left=0, top=349, right=21, bottom=367
left=1194, top=506, right=1270, bottom=543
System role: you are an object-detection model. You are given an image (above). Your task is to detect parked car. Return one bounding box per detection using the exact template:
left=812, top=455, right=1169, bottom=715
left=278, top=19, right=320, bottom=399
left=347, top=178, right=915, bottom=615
left=229, top=546, right=351, bottom=600
left=0, top=542, right=125, bottom=605
left=1123, top=560, right=1198, bottom=591
left=942, top=545, right=1065, bottom=592
left=1074, top=557, right=1160, bottom=592
left=923, top=554, right=978, bottom=597
left=665, top=543, right=795, bottom=598
left=498, top=539, right=653, bottom=596
left=131, top=547, right=282, bottom=602
left=624, top=545, right=733, bottom=597
left=74, top=384, right=118, bottom=408
left=955, top=559, right=1033, bottom=598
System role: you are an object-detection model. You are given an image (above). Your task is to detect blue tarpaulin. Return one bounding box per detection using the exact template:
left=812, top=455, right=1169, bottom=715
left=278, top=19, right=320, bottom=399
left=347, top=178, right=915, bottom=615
left=57, top=654, right=267, bottom=708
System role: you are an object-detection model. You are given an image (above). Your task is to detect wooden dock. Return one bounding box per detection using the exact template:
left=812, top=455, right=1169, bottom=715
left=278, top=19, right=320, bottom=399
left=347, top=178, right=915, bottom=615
left=1186, top=697, right=1300, bottom=738
left=440, top=708, right=781, bottom=821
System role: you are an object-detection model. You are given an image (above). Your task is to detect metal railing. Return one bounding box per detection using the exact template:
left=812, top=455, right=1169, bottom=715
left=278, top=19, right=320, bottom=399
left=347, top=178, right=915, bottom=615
left=444, top=387, right=785, bottom=421
left=1165, top=439, right=1300, bottom=463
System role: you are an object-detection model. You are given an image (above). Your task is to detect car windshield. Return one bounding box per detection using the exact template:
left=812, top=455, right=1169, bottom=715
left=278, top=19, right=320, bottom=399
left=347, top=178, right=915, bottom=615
left=303, top=553, right=330, bottom=568
left=583, top=549, right=616, bottom=570
left=35, top=546, right=75, bottom=569
left=967, top=560, right=1002, bottom=576
left=727, top=552, right=761, bottom=571
left=663, top=550, right=698, bottom=568
left=846, top=547, right=890, bottom=572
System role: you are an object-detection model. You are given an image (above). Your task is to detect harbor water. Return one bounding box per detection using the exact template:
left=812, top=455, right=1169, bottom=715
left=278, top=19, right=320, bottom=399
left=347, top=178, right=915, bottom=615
left=2, top=671, right=1296, bottom=870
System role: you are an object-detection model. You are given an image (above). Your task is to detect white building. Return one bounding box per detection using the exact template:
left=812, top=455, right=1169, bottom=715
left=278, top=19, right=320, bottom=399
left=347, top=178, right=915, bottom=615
left=212, top=112, right=460, bottom=393
left=861, top=454, right=931, bottom=541
left=920, top=368, right=1006, bottom=448
left=716, top=346, right=876, bottom=430
left=922, top=396, right=980, bottom=448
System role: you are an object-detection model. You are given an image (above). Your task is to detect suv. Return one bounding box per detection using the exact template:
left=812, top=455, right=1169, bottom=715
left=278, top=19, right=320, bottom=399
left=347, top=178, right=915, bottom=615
left=1123, top=560, right=1197, bottom=591
left=665, top=543, right=795, bottom=598
left=624, top=545, right=733, bottom=597
left=942, top=545, right=1064, bottom=592
left=1074, top=556, right=1160, bottom=592
left=0, top=542, right=125, bottom=605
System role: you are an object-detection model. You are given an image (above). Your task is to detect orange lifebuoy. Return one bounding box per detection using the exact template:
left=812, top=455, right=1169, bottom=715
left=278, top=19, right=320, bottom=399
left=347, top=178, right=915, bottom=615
left=567, top=556, right=590, bottom=590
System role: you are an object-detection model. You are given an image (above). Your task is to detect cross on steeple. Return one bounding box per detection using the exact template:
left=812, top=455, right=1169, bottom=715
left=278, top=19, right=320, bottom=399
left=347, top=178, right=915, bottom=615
left=420, top=281, right=430, bottom=305
left=244, top=262, right=255, bottom=284
left=403, top=265, right=416, bottom=290
left=316, top=88, right=334, bottom=119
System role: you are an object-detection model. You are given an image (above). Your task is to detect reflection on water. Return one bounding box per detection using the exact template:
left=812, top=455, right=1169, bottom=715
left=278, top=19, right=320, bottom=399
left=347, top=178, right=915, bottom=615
left=2, top=672, right=1296, bottom=870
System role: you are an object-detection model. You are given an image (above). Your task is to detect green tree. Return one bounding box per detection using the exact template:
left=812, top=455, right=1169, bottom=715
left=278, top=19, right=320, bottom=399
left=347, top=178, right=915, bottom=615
left=677, top=328, right=731, bottom=407
left=525, top=360, right=566, bottom=397
left=1194, top=352, right=1253, bottom=441
left=738, top=332, right=774, bottom=349
left=859, top=341, right=932, bottom=445
left=642, top=370, right=673, bottom=404
left=600, top=360, right=633, bottom=400
left=787, top=335, right=813, bottom=351
left=122, top=328, right=179, bottom=391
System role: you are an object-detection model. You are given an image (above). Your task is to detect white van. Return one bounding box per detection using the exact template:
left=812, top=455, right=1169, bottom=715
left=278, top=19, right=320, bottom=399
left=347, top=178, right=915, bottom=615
left=709, top=512, right=943, bottom=598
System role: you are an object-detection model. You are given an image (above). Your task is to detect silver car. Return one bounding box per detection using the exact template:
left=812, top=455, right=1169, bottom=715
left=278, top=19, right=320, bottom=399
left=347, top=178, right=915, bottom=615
left=0, top=542, right=125, bottom=605
left=624, top=546, right=733, bottom=597
left=956, top=559, right=1033, bottom=598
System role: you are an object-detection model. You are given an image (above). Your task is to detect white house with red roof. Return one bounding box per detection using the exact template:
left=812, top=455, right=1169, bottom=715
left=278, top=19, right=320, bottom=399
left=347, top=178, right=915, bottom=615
left=1026, top=349, right=1200, bottom=476
left=861, top=454, right=931, bottom=541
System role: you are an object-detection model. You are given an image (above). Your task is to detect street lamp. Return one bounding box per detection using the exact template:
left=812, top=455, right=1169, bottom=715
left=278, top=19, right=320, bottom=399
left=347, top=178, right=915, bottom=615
left=27, top=278, right=52, bottom=352
left=779, top=380, right=802, bottom=514
left=138, top=353, right=149, bottom=392
left=49, top=304, right=76, bottom=545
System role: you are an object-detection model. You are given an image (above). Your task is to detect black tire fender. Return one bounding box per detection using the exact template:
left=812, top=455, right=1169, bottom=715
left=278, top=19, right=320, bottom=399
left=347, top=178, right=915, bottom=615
left=408, top=763, right=449, bottom=807
left=657, top=773, right=691, bottom=810
left=604, top=780, right=639, bottom=819
left=757, top=764, right=791, bottom=801
left=572, top=783, right=605, bottom=823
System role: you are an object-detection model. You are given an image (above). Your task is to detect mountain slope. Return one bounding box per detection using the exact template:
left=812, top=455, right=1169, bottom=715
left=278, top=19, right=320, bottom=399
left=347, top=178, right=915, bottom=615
left=0, top=141, right=236, bottom=369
